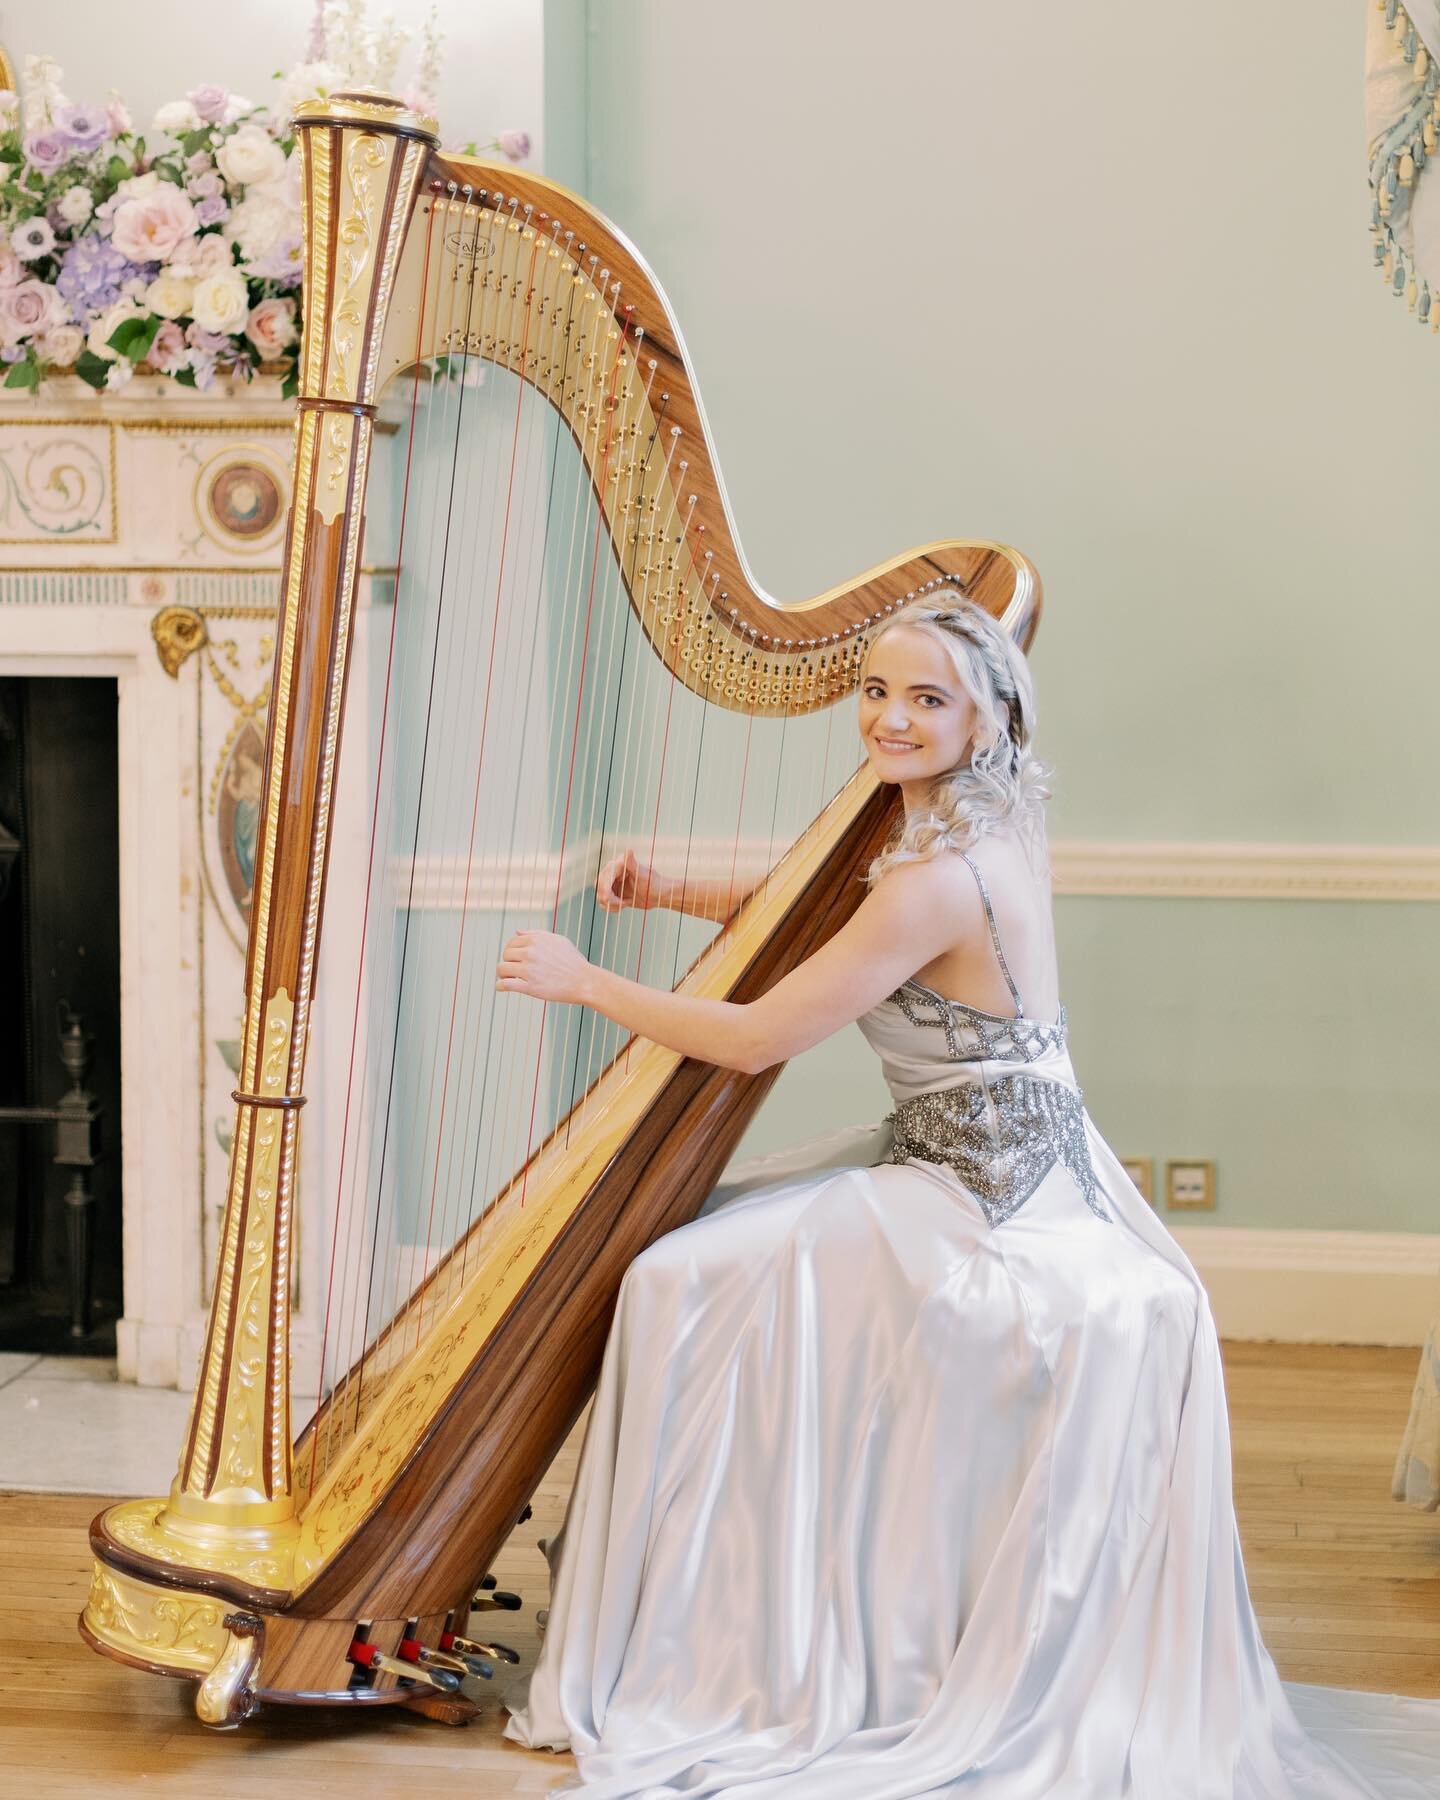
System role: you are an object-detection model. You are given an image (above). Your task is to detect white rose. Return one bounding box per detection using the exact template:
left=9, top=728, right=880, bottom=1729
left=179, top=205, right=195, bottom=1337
left=57, top=184, right=92, bottom=226
left=116, top=170, right=161, bottom=201
left=87, top=298, right=147, bottom=362
left=215, top=124, right=285, bottom=190
left=152, top=100, right=202, bottom=135
left=166, top=231, right=235, bottom=280
left=36, top=322, right=83, bottom=366
left=226, top=192, right=290, bottom=264
left=190, top=267, right=248, bottom=335
left=105, top=357, right=134, bottom=391
left=145, top=271, right=194, bottom=319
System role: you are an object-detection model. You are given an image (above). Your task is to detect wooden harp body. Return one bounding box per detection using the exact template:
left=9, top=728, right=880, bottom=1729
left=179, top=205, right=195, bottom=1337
left=80, top=92, right=1041, bottom=1727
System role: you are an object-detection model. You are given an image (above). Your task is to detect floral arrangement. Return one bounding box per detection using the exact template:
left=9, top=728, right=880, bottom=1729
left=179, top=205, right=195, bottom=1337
left=0, top=3, right=530, bottom=396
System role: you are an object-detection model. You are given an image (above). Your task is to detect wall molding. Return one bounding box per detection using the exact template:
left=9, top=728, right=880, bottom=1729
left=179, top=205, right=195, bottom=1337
left=1171, top=1226, right=1440, bottom=1345
left=1050, top=840, right=1440, bottom=902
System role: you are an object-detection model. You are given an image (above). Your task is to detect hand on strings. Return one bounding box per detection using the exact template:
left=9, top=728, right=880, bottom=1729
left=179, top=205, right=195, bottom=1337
left=596, top=848, right=670, bottom=913
left=497, top=929, right=594, bottom=1005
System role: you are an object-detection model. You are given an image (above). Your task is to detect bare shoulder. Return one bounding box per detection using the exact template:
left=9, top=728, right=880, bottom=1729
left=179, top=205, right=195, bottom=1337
left=863, top=851, right=988, bottom=928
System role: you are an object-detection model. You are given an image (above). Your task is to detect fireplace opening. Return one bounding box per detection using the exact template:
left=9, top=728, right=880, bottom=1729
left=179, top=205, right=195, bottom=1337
left=0, top=676, right=122, bottom=1354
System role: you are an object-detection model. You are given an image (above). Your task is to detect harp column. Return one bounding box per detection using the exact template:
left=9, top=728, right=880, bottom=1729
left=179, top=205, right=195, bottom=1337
left=161, top=93, right=436, bottom=1560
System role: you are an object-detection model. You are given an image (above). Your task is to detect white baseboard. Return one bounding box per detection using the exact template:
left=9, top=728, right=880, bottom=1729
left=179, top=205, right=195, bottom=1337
left=1171, top=1226, right=1440, bottom=1346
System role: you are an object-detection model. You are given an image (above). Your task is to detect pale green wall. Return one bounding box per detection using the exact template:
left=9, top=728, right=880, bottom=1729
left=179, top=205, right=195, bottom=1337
left=546, top=1, right=1440, bottom=1231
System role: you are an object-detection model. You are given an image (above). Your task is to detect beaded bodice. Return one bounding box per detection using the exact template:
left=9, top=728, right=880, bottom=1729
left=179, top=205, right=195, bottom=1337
left=856, top=852, right=1111, bottom=1231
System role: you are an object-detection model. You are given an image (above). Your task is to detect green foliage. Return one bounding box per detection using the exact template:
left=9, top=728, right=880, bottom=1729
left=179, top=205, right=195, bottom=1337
left=3, top=354, right=38, bottom=389
left=107, top=315, right=162, bottom=362
left=73, top=350, right=110, bottom=390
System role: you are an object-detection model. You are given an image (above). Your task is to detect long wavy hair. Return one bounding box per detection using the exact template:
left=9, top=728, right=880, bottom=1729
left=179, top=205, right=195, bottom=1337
left=862, top=598, right=1052, bottom=887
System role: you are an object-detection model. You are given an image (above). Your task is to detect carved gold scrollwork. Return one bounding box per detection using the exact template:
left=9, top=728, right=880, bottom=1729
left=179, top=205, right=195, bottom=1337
left=151, top=604, right=210, bottom=677
left=82, top=1564, right=227, bottom=1675
left=216, top=988, right=295, bottom=1501
left=326, top=133, right=391, bottom=402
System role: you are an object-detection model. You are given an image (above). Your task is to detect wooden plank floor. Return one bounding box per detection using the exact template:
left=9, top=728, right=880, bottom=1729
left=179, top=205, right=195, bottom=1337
left=1, top=1343, right=1436, bottom=1796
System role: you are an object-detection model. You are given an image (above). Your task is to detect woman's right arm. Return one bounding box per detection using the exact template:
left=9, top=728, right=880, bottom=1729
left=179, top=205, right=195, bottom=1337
left=596, top=850, right=758, bottom=923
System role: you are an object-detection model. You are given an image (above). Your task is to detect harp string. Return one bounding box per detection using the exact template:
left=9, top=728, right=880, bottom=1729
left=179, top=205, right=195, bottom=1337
left=377, top=194, right=545, bottom=1369
left=424, top=207, right=572, bottom=1339
left=447, top=220, right=581, bottom=1303
left=482, top=247, right=613, bottom=1239
left=472, top=242, right=605, bottom=1267
left=518, top=297, right=634, bottom=1205
left=410, top=221, right=545, bottom=1335
left=560, top=332, right=663, bottom=1143
left=328, top=182, right=511, bottom=1443
left=347, top=192, right=499, bottom=1421
left=598, top=411, right=691, bottom=1087
left=567, top=349, right=675, bottom=1132
left=310, top=190, right=440, bottom=1478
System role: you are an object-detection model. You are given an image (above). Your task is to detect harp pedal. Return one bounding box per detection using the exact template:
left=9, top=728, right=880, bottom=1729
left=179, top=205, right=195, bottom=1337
left=449, top=1630, right=519, bottom=1666
left=439, top=1610, right=496, bottom=1679
left=471, top=1581, right=522, bottom=1612
left=348, top=1639, right=461, bottom=1694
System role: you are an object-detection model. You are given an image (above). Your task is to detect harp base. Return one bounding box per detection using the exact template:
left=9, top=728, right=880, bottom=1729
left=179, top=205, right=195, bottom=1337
left=90, top=1495, right=298, bottom=1600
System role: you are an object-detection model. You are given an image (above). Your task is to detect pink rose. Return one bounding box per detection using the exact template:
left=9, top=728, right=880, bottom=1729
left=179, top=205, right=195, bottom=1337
left=111, top=183, right=198, bottom=264
left=243, top=295, right=297, bottom=357
left=0, top=242, right=21, bottom=288
left=497, top=129, right=531, bottom=162
left=105, top=98, right=133, bottom=137
left=0, top=278, right=65, bottom=346
left=146, top=319, right=187, bottom=373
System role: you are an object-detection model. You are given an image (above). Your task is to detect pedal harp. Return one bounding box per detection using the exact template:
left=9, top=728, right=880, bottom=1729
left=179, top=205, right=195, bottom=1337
left=81, top=91, right=1041, bottom=1726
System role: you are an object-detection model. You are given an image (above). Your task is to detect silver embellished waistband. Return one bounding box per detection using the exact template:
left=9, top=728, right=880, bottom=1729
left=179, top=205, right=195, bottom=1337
left=888, top=1073, right=1112, bottom=1230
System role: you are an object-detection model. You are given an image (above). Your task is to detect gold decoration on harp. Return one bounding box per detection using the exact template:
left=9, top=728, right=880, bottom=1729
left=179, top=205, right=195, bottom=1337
left=151, top=603, right=209, bottom=677
left=81, top=1564, right=228, bottom=1675
left=215, top=987, right=295, bottom=1498
left=326, top=132, right=390, bottom=401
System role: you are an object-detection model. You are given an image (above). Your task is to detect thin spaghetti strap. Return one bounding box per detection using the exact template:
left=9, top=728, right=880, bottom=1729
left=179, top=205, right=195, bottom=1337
left=958, top=850, right=1025, bottom=1017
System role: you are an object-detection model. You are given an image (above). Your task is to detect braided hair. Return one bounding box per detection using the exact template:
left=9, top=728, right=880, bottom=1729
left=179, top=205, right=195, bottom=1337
left=861, top=597, right=1052, bottom=887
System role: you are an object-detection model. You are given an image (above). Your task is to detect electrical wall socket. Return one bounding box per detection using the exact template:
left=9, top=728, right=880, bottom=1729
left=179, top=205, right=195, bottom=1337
left=1165, top=1160, right=1216, bottom=1210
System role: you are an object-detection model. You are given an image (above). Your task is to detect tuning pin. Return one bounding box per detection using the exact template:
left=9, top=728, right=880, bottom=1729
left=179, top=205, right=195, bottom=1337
left=536, top=1607, right=550, bottom=1634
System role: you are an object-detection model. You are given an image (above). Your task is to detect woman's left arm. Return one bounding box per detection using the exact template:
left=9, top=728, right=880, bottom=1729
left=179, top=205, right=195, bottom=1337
left=496, top=858, right=972, bottom=1075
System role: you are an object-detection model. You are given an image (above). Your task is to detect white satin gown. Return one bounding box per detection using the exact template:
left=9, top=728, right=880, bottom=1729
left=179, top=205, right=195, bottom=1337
left=502, top=855, right=1440, bottom=1797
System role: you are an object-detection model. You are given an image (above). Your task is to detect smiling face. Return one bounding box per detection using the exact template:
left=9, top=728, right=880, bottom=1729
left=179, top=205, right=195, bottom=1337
left=859, top=624, right=981, bottom=807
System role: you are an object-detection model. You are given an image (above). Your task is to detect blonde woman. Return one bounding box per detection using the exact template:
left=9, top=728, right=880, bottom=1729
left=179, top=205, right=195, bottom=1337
left=496, top=600, right=1439, bottom=1797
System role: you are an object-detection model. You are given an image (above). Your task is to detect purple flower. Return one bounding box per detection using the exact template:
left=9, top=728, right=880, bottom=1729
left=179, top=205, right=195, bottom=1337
left=188, top=348, right=217, bottom=389
left=1, top=345, right=24, bottom=362
left=497, top=129, right=531, bottom=163
left=185, top=150, right=212, bottom=175
left=24, top=130, right=70, bottom=174
left=56, top=235, right=135, bottom=312
left=193, top=195, right=229, bottom=227
left=241, top=244, right=302, bottom=288
left=55, top=104, right=109, bottom=154
left=188, top=85, right=229, bottom=124
left=184, top=321, right=230, bottom=353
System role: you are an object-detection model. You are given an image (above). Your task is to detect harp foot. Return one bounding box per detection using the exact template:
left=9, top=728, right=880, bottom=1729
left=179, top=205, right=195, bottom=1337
left=403, top=1689, right=483, bottom=1727
left=195, top=1611, right=265, bottom=1730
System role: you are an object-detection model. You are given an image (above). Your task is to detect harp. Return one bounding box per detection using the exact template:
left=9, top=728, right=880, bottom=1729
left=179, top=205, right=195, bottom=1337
left=80, top=92, right=1041, bottom=1727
